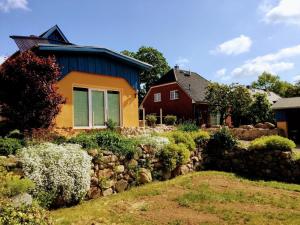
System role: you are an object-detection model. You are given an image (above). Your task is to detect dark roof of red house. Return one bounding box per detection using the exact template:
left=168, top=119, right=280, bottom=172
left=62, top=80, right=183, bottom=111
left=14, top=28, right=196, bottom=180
left=155, top=68, right=210, bottom=103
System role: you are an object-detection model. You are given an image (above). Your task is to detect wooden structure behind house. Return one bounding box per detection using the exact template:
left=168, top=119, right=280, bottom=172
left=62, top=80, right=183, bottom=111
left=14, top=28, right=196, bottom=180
left=272, top=97, right=300, bottom=143
left=141, top=66, right=215, bottom=126
left=8, top=25, right=151, bottom=129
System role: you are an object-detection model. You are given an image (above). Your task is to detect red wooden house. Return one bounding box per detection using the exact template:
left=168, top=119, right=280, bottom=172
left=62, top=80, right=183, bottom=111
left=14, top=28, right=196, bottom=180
left=140, top=66, right=211, bottom=125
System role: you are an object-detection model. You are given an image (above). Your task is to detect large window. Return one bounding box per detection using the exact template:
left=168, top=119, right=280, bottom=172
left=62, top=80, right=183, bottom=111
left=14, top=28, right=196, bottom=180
left=170, top=90, right=179, bottom=100
left=210, top=112, right=221, bottom=126
left=73, top=87, right=120, bottom=128
left=154, top=93, right=161, bottom=102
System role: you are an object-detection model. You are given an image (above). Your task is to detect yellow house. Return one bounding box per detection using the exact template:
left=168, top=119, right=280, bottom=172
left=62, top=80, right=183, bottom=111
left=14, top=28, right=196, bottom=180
left=10, top=25, right=152, bottom=129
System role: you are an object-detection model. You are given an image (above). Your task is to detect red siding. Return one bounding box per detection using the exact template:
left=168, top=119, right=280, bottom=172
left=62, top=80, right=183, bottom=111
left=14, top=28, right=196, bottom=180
left=142, top=83, right=194, bottom=120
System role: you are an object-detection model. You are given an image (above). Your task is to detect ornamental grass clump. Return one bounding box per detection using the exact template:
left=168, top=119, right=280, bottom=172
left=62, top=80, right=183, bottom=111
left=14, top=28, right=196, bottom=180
left=19, top=143, right=92, bottom=208
left=249, top=135, right=296, bottom=152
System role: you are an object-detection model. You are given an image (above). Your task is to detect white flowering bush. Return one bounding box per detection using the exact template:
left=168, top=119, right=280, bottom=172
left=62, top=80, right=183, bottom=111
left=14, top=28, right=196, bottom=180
left=19, top=143, right=92, bottom=208
left=136, top=135, right=170, bottom=151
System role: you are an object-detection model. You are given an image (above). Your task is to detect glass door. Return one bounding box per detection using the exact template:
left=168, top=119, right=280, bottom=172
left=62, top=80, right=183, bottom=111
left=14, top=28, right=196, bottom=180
left=73, top=87, right=89, bottom=127
left=107, top=91, right=120, bottom=126
left=92, top=90, right=105, bottom=127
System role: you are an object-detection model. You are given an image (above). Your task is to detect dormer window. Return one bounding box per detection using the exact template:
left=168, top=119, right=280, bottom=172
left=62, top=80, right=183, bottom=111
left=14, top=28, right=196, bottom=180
left=170, top=90, right=179, bottom=100
left=154, top=93, right=161, bottom=102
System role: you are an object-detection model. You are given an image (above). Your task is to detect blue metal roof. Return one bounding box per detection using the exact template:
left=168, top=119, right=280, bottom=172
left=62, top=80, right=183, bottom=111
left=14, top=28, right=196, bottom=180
left=37, top=44, right=152, bottom=70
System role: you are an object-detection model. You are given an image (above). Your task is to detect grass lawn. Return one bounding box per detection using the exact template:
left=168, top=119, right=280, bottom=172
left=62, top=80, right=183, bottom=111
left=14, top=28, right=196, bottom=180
left=51, top=171, right=300, bottom=225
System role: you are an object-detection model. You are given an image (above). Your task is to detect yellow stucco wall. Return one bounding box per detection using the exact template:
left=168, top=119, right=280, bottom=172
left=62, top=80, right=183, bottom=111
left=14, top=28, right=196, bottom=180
left=55, top=71, right=139, bottom=128
left=277, top=121, right=288, bottom=137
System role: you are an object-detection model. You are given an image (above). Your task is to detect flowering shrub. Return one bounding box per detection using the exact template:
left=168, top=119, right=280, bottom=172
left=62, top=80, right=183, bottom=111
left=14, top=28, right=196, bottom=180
left=135, top=135, right=169, bottom=151
left=19, top=143, right=92, bottom=208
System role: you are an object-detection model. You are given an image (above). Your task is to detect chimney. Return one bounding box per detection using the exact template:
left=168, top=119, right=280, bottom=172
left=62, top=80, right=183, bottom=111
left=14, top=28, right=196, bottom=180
left=174, top=64, right=179, bottom=70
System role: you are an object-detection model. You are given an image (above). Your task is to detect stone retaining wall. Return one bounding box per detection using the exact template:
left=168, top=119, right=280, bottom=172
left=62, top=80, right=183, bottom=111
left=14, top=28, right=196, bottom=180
left=87, top=145, right=203, bottom=199
left=203, top=147, right=300, bottom=183
left=204, top=128, right=281, bottom=141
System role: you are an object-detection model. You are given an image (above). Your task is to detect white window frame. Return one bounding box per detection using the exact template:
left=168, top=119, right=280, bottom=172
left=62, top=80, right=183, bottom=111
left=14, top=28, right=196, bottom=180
left=73, top=86, right=122, bottom=129
left=170, top=90, right=179, bottom=100
left=154, top=92, right=161, bottom=102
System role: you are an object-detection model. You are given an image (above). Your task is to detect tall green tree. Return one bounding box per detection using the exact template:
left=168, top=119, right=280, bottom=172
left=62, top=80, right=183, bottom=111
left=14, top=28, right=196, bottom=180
left=251, top=72, right=294, bottom=97
left=249, top=93, right=274, bottom=124
left=205, top=83, right=231, bottom=125
left=230, top=84, right=252, bottom=127
left=121, top=46, right=170, bottom=102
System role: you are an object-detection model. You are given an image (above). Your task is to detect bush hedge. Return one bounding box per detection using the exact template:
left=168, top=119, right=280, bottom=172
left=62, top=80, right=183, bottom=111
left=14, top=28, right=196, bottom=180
left=95, top=131, right=137, bottom=158
left=0, top=202, right=53, bottom=225
left=164, top=115, right=177, bottom=125
left=249, top=135, right=296, bottom=152
left=191, top=130, right=210, bottom=148
left=0, top=137, right=23, bottom=156
left=158, top=143, right=190, bottom=171
left=166, top=131, right=196, bottom=151
left=204, top=128, right=237, bottom=157
left=19, top=143, right=92, bottom=208
left=146, top=114, right=157, bottom=127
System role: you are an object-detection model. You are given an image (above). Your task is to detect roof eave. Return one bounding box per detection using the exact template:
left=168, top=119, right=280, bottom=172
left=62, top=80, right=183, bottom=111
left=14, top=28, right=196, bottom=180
left=37, top=44, right=152, bottom=71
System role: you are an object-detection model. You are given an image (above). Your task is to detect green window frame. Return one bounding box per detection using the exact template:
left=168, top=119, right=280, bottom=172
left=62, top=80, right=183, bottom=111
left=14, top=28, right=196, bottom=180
left=73, top=88, right=89, bottom=127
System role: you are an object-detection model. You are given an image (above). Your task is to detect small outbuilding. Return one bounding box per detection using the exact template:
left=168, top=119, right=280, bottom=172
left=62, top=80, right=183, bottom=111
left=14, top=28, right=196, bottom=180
left=272, top=97, right=300, bottom=143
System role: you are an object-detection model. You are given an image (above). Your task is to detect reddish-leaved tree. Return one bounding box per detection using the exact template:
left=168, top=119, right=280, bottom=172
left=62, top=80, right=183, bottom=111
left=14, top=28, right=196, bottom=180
left=0, top=51, right=65, bottom=130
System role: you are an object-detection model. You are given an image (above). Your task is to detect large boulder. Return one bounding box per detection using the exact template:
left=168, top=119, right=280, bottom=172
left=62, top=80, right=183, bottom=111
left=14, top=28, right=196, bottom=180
left=115, top=179, right=128, bottom=192
left=138, top=168, right=152, bottom=184
left=12, top=193, right=33, bottom=207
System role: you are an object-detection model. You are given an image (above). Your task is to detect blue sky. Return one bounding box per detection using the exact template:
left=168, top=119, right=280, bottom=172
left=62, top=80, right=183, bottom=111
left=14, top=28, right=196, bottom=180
left=1, top=0, right=300, bottom=85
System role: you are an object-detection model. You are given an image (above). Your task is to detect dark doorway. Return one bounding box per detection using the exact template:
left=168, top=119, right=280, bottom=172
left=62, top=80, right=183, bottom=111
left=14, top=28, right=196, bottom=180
left=287, top=109, right=300, bottom=143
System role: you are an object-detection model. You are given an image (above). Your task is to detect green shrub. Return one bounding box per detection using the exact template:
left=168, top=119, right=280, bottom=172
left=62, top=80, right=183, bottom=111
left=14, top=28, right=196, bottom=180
left=164, top=115, right=177, bottom=125
left=191, top=130, right=210, bottom=148
left=204, top=128, right=237, bottom=156
left=68, top=133, right=98, bottom=149
left=106, top=119, right=117, bottom=131
left=19, top=143, right=92, bottom=208
left=158, top=143, right=190, bottom=171
left=0, top=202, right=53, bottom=225
left=52, top=135, right=68, bottom=145
left=95, top=131, right=137, bottom=158
left=146, top=114, right=157, bottom=127
left=0, top=137, right=23, bottom=156
left=166, top=131, right=195, bottom=151
left=249, top=135, right=296, bottom=152
left=0, top=159, right=35, bottom=198
left=178, top=121, right=199, bottom=132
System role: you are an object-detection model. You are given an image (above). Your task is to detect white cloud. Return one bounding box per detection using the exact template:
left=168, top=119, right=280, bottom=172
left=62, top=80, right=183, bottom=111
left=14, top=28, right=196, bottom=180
left=0, top=0, right=29, bottom=12
left=292, top=75, right=300, bottom=83
left=231, top=44, right=300, bottom=78
left=262, top=0, right=300, bottom=25
left=0, top=55, right=6, bottom=65
left=216, top=68, right=226, bottom=76
left=211, top=35, right=252, bottom=55
left=175, top=57, right=190, bottom=69
left=215, top=68, right=231, bottom=81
